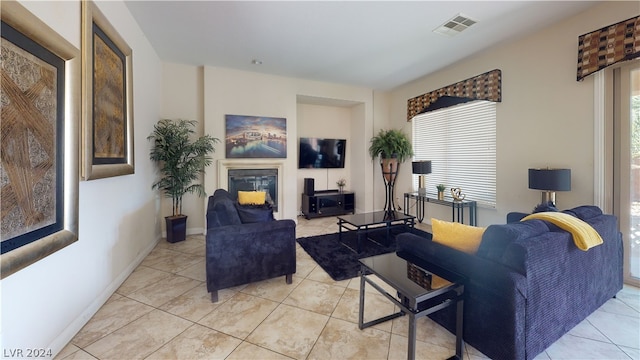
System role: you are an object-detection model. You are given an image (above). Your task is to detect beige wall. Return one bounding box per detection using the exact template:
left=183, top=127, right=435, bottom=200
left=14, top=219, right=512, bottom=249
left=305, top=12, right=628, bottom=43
left=388, top=1, right=638, bottom=225
left=297, top=103, right=352, bottom=212
left=3, top=0, right=162, bottom=354
left=202, top=66, right=376, bottom=220
left=160, top=63, right=207, bottom=234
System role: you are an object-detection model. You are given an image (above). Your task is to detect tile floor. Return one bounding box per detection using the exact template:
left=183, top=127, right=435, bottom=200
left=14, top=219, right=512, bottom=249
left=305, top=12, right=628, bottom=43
left=57, top=216, right=640, bottom=360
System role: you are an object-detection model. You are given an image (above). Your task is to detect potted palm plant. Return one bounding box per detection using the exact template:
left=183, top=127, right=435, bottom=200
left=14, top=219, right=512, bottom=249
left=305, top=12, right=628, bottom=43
left=436, top=184, right=446, bottom=200
left=148, top=119, right=220, bottom=243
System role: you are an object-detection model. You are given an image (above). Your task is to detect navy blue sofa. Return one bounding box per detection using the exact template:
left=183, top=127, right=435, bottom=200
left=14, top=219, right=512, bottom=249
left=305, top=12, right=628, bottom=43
left=205, top=189, right=296, bottom=302
left=396, top=205, right=623, bottom=360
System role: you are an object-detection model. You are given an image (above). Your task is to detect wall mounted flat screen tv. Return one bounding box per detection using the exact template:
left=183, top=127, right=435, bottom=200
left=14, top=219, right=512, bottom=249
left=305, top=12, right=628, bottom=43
left=299, top=137, right=346, bottom=169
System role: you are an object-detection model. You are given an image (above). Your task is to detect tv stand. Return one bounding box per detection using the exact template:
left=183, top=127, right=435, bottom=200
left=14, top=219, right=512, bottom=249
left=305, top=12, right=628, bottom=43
left=302, top=190, right=355, bottom=219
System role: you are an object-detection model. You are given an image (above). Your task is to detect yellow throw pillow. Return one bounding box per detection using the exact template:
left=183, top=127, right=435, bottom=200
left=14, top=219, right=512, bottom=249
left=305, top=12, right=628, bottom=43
left=431, top=218, right=485, bottom=254
left=237, top=191, right=266, bottom=205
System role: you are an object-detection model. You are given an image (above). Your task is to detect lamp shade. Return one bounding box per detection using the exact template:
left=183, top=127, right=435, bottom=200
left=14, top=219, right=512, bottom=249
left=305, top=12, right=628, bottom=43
left=528, top=168, right=571, bottom=191
left=412, top=161, right=432, bottom=174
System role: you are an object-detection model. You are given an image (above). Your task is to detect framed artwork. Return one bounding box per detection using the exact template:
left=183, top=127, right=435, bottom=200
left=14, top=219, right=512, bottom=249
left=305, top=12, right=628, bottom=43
left=0, top=1, right=80, bottom=279
left=81, top=0, right=134, bottom=180
left=225, top=114, right=287, bottom=158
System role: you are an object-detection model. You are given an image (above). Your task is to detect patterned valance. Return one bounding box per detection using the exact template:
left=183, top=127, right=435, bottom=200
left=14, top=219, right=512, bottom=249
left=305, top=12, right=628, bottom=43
left=577, top=15, right=640, bottom=81
left=407, top=69, right=502, bottom=121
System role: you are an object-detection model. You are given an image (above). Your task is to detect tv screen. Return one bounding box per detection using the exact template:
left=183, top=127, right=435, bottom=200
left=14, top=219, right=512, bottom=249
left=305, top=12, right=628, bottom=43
left=299, top=137, right=346, bottom=169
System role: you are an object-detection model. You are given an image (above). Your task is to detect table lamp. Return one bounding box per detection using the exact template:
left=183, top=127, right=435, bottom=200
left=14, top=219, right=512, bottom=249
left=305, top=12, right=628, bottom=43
left=412, top=161, right=432, bottom=196
left=528, top=168, right=571, bottom=206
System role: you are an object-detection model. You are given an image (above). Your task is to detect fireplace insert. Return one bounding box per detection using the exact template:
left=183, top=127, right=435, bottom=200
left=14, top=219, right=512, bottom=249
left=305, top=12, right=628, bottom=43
left=228, top=169, right=278, bottom=211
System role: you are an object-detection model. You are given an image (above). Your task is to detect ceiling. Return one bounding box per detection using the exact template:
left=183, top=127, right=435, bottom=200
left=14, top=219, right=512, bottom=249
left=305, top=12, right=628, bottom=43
left=125, top=1, right=599, bottom=91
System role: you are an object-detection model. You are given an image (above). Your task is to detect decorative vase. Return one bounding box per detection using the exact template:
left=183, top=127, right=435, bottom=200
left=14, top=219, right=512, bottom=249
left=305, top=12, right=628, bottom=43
left=437, top=191, right=444, bottom=200
left=380, top=157, right=399, bottom=182
left=165, top=215, right=187, bottom=243
left=339, top=185, right=344, bottom=193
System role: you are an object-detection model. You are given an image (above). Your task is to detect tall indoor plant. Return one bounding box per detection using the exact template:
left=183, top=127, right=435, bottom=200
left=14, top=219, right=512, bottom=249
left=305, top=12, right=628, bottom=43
left=148, top=119, right=219, bottom=243
left=369, top=129, right=413, bottom=213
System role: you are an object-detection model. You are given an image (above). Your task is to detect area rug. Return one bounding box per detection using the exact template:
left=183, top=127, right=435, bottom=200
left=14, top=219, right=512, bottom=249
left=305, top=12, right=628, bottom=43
left=297, top=227, right=431, bottom=281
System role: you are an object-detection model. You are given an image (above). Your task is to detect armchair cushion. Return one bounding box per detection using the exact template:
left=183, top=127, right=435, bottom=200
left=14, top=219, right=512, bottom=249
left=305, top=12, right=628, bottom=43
left=208, top=189, right=241, bottom=227
left=235, top=203, right=275, bottom=223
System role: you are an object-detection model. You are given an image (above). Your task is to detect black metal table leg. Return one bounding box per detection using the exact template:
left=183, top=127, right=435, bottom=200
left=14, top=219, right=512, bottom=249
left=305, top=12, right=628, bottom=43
left=359, top=265, right=366, bottom=328
left=417, top=197, right=424, bottom=223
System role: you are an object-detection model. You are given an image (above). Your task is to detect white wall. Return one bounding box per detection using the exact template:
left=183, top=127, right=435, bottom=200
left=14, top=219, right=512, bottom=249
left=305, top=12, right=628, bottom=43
left=1, top=1, right=162, bottom=355
left=202, top=66, right=376, bottom=220
left=297, top=103, right=352, bottom=212
left=160, top=63, right=207, bottom=234
left=388, top=1, right=638, bottom=226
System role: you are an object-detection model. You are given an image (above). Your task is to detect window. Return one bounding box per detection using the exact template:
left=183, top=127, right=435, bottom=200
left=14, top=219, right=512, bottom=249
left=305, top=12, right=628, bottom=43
left=412, top=100, right=496, bottom=207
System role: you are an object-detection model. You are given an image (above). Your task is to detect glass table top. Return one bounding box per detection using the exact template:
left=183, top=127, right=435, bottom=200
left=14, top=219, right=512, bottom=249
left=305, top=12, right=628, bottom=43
left=405, top=192, right=476, bottom=204
left=337, top=211, right=415, bottom=227
left=359, top=252, right=462, bottom=300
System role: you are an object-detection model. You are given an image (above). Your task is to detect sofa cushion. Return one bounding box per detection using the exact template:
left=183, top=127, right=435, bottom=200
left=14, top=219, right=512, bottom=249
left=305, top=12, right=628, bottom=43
left=235, top=203, right=274, bottom=223
left=477, top=219, right=549, bottom=263
left=431, top=218, right=485, bottom=254
left=238, top=191, right=266, bottom=205
left=563, top=205, right=603, bottom=221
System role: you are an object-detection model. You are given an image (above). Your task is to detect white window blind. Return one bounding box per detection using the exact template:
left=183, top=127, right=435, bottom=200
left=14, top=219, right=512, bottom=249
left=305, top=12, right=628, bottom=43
left=412, top=100, right=496, bottom=207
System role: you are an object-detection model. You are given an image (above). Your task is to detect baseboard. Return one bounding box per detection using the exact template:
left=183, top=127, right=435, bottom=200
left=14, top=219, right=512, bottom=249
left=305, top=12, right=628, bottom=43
left=49, top=235, right=161, bottom=357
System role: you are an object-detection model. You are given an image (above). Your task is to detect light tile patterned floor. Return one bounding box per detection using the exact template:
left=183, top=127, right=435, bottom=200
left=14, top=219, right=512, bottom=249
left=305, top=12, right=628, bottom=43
left=57, top=216, right=640, bottom=360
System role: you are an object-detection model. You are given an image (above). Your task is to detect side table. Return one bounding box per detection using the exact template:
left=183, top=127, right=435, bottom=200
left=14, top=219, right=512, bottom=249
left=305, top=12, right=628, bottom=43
left=404, top=192, right=477, bottom=225
left=359, top=252, right=466, bottom=360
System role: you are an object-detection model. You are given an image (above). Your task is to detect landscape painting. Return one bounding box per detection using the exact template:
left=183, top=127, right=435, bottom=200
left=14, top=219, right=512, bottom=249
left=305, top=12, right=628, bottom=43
left=225, top=115, right=287, bottom=158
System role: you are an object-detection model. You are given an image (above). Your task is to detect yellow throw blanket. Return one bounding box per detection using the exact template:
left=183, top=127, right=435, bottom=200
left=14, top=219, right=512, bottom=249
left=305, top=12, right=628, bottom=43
left=521, top=212, right=603, bottom=251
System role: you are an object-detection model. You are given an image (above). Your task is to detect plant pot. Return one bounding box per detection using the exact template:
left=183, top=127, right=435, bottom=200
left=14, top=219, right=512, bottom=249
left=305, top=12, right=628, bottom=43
left=380, top=157, right=399, bottom=182
left=165, top=215, right=187, bottom=243
left=437, top=191, right=444, bottom=200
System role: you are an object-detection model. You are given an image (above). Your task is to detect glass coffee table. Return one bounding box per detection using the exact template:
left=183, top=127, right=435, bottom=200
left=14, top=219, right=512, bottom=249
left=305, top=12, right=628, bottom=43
left=337, top=211, right=415, bottom=253
left=359, top=251, right=465, bottom=360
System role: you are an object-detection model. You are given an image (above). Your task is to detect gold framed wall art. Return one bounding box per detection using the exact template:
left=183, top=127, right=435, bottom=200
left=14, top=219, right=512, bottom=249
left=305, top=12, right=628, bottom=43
left=0, top=1, right=80, bottom=279
left=81, top=0, right=134, bottom=180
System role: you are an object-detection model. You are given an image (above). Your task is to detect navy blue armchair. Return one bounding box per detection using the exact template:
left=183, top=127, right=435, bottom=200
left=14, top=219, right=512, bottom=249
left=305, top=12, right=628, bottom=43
left=205, top=189, right=296, bottom=302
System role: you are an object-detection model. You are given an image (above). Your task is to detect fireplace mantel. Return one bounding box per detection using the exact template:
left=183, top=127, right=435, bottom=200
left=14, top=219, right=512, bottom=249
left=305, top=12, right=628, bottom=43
left=218, top=159, right=285, bottom=219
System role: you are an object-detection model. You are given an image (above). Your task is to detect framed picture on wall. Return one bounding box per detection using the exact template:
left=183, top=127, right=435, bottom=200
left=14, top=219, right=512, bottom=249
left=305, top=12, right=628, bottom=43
left=225, top=114, right=287, bottom=158
left=81, top=0, right=134, bottom=180
left=0, top=1, right=80, bottom=279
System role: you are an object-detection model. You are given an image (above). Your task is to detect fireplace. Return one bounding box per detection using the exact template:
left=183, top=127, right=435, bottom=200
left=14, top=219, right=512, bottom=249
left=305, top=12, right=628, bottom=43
left=218, top=160, right=285, bottom=217
left=228, top=169, right=278, bottom=211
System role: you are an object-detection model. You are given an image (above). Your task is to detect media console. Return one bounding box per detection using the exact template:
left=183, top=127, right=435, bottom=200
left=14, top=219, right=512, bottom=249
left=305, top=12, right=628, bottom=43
left=302, top=190, right=355, bottom=219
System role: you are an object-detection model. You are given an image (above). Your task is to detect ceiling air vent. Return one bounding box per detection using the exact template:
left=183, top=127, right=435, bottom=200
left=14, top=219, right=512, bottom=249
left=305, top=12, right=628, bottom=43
left=433, top=13, right=477, bottom=37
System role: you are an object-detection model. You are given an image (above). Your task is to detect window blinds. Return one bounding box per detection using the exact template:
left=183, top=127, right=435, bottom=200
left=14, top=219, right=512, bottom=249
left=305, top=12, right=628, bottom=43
left=412, top=100, right=496, bottom=207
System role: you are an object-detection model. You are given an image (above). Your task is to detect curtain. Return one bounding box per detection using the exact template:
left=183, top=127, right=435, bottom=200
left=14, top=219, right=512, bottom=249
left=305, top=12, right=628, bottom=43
left=577, top=15, right=640, bottom=81
left=406, top=69, right=501, bottom=121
